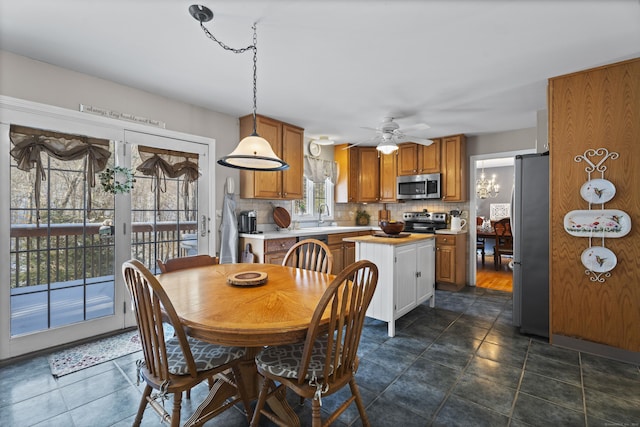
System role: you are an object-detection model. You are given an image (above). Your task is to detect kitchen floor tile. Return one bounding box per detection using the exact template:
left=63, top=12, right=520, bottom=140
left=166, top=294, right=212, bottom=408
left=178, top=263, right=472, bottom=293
left=3, top=288, right=639, bottom=426
left=451, top=372, right=517, bottom=415
left=433, top=395, right=510, bottom=427
left=512, top=393, right=586, bottom=426
left=519, top=370, right=584, bottom=412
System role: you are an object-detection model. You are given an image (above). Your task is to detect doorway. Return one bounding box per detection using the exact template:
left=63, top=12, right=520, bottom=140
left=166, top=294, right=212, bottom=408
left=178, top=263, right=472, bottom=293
left=469, top=150, right=534, bottom=291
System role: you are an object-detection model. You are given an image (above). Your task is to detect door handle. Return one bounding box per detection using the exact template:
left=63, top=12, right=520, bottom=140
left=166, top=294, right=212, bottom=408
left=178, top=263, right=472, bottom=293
left=200, top=215, right=207, bottom=237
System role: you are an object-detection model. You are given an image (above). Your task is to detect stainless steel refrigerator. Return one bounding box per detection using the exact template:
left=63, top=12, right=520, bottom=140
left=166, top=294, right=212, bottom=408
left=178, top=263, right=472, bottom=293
left=512, top=152, right=549, bottom=338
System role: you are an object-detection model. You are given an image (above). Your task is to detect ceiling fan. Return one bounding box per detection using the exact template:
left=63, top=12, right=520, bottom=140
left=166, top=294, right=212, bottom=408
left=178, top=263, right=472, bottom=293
left=349, top=117, right=433, bottom=154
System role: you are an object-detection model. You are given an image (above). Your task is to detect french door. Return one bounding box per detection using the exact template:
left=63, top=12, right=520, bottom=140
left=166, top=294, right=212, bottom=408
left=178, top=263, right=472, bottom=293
left=1, top=108, right=211, bottom=359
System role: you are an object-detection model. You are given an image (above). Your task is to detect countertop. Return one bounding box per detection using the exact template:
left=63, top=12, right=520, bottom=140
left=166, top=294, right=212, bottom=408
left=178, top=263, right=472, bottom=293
left=240, top=226, right=465, bottom=240
left=435, top=229, right=468, bottom=235
left=239, top=225, right=375, bottom=240
left=343, top=233, right=435, bottom=245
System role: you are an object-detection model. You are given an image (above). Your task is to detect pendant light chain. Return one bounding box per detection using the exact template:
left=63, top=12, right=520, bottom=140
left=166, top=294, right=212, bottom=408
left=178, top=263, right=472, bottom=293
left=199, top=21, right=259, bottom=135
left=189, top=4, right=288, bottom=171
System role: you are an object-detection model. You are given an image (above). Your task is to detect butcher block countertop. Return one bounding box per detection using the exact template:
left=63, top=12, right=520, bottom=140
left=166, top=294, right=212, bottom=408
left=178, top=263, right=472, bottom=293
left=343, top=233, right=435, bottom=246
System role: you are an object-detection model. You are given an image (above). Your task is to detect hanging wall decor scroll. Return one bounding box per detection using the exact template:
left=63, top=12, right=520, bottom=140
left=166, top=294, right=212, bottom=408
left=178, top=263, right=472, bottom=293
left=563, top=148, right=629, bottom=283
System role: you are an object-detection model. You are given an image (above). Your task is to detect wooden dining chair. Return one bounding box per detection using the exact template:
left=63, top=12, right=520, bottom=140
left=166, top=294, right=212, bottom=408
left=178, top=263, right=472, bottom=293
left=493, top=217, right=513, bottom=270
left=122, top=259, right=250, bottom=427
left=282, top=238, right=334, bottom=274
left=250, top=260, right=379, bottom=427
left=157, top=254, right=218, bottom=273
left=476, top=217, right=486, bottom=265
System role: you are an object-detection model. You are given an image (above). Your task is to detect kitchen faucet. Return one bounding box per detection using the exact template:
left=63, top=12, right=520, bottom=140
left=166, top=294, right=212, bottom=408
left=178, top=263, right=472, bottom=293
left=318, top=203, right=329, bottom=225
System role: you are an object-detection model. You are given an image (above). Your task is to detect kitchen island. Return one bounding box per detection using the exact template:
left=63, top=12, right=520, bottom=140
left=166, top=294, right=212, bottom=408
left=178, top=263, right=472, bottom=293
left=344, top=233, right=436, bottom=337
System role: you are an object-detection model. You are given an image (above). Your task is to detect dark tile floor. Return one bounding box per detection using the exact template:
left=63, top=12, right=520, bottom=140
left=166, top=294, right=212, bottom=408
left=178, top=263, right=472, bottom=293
left=1, top=287, right=639, bottom=427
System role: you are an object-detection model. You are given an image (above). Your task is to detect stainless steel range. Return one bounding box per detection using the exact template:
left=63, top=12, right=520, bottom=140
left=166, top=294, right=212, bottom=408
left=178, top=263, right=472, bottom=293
left=402, top=211, right=448, bottom=233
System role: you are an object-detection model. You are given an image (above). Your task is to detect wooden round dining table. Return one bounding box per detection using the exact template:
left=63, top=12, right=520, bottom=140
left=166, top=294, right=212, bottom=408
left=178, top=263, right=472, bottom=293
left=157, top=262, right=334, bottom=346
left=156, top=262, right=335, bottom=426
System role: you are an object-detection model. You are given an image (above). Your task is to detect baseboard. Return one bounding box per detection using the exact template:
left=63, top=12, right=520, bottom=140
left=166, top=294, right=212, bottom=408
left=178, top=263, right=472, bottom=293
left=552, top=334, right=640, bottom=365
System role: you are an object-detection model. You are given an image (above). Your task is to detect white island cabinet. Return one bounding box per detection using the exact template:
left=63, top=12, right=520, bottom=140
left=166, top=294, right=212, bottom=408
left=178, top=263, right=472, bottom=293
left=343, top=234, right=435, bottom=337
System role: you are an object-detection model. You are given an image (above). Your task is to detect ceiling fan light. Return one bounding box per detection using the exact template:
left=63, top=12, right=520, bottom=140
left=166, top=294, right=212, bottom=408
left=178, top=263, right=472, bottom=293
left=315, top=136, right=335, bottom=145
left=376, top=141, right=398, bottom=155
left=218, top=134, right=289, bottom=171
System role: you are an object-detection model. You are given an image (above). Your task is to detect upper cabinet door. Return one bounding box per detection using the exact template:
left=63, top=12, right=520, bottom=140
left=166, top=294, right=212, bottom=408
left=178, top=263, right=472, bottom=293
left=239, top=115, right=304, bottom=200
left=440, top=135, right=467, bottom=202
left=281, top=124, right=304, bottom=199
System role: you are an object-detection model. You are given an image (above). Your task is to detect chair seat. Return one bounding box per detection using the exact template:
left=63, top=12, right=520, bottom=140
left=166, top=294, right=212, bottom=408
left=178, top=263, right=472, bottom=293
left=166, top=335, right=246, bottom=375
left=256, top=339, right=334, bottom=379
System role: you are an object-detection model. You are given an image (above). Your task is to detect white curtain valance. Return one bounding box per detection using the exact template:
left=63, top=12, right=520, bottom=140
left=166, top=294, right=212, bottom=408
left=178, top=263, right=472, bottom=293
left=304, top=155, right=337, bottom=184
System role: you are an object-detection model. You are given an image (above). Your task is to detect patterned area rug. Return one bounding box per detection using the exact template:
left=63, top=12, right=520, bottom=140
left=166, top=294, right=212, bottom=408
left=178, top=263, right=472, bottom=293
left=48, top=330, right=142, bottom=377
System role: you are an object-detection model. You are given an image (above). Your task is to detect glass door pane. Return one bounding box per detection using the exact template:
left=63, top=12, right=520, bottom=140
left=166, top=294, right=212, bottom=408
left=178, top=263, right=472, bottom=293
left=9, top=141, right=115, bottom=336
left=125, top=131, right=209, bottom=272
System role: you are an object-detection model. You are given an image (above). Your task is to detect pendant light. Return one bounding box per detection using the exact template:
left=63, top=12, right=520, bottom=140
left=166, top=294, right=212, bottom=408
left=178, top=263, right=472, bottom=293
left=189, top=5, right=288, bottom=171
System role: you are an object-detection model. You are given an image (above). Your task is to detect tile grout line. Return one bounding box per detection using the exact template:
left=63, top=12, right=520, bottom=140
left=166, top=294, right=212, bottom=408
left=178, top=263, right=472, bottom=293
left=506, top=338, right=532, bottom=426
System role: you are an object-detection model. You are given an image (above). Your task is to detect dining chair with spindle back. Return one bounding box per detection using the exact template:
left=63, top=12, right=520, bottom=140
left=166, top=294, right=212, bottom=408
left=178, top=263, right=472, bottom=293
left=250, top=260, right=379, bottom=427
left=282, top=238, right=333, bottom=274
left=157, top=254, right=218, bottom=273
left=476, top=217, right=486, bottom=265
left=493, top=217, right=513, bottom=270
left=122, top=260, right=250, bottom=427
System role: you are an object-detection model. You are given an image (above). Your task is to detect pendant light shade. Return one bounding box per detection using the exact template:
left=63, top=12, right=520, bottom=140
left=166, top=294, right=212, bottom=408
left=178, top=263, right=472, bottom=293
left=189, top=4, right=288, bottom=171
left=218, top=133, right=289, bottom=170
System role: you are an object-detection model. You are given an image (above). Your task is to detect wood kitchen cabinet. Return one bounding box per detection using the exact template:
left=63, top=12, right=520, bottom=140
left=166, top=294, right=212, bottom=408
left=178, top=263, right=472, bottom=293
left=435, top=233, right=467, bottom=291
left=378, top=151, right=397, bottom=202
left=239, top=236, right=297, bottom=265
left=440, top=134, right=467, bottom=202
left=327, top=231, right=370, bottom=274
left=239, top=114, right=303, bottom=200
left=335, top=144, right=396, bottom=203
left=397, top=140, right=441, bottom=176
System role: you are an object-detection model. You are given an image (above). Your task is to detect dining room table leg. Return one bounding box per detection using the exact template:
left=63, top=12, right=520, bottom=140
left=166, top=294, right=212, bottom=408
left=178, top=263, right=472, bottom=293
left=184, top=347, right=300, bottom=426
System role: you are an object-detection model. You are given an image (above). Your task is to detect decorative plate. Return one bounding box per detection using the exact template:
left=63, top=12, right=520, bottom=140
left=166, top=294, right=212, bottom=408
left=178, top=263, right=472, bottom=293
left=227, top=271, right=268, bottom=287
left=563, top=209, right=631, bottom=238
left=581, top=246, right=617, bottom=273
left=580, top=178, right=616, bottom=204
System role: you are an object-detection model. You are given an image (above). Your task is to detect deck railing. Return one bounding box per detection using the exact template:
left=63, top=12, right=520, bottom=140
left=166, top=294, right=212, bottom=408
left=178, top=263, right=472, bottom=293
left=10, top=221, right=198, bottom=289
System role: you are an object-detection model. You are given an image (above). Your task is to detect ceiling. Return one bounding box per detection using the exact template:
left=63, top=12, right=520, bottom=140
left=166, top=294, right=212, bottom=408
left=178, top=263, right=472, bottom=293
left=1, top=1, right=639, bottom=147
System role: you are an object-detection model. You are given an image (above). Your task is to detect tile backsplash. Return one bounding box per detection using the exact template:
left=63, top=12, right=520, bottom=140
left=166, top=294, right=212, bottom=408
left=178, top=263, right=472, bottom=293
left=235, top=198, right=470, bottom=229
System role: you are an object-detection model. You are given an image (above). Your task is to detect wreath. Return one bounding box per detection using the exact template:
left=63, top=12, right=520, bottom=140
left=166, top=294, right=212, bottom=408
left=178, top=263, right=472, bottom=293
left=99, top=166, right=135, bottom=194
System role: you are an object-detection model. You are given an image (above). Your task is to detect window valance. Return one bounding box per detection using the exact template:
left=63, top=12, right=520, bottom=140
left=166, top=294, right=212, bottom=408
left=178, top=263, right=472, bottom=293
left=304, top=155, right=337, bottom=184
left=136, top=146, right=200, bottom=217
left=9, top=124, right=111, bottom=220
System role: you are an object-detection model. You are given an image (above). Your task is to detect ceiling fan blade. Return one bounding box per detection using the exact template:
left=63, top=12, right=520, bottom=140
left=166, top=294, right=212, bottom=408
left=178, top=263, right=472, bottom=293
left=396, top=134, right=434, bottom=146
left=360, top=126, right=382, bottom=132
left=398, top=123, right=430, bottom=134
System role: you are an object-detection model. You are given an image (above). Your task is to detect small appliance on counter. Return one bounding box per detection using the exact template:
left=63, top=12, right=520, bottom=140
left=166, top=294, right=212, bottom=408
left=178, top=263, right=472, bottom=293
left=238, top=210, right=258, bottom=234
left=402, top=211, right=448, bottom=233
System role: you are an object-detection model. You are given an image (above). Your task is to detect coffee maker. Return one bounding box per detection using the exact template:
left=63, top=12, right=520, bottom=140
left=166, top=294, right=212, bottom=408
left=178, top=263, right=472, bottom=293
left=238, top=210, right=257, bottom=234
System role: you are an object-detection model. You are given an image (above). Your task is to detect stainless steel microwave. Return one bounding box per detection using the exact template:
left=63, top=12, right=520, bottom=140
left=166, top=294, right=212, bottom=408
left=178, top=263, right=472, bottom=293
left=397, top=173, right=441, bottom=200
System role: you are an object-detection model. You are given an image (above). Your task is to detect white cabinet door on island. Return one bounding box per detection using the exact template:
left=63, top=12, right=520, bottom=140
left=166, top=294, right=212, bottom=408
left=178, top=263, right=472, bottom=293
left=344, top=234, right=436, bottom=337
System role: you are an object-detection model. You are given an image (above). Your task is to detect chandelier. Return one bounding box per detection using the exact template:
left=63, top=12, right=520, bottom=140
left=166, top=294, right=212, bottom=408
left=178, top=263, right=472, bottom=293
left=476, top=162, right=499, bottom=199
left=189, top=5, right=288, bottom=171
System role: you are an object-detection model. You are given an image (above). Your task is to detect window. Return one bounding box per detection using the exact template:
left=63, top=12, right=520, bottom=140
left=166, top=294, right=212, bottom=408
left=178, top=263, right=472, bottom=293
left=292, top=177, right=334, bottom=222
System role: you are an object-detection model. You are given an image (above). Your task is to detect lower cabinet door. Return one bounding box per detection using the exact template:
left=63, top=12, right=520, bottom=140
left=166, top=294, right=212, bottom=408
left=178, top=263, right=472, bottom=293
left=394, top=245, right=417, bottom=316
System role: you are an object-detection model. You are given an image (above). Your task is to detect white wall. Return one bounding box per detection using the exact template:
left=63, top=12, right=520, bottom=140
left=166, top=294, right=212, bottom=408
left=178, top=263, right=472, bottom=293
left=467, top=127, right=537, bottom=157
left=0, top=50, right=243, bottom=251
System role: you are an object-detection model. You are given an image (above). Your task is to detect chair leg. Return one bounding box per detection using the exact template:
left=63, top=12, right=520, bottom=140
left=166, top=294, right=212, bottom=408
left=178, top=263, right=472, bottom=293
left=134, top=384, right=153, bottom=427
left=311, top=397, right=322, bottom=427
left=250, top=378, right=273, bottom=427
left=349, top=379, right=370, bottom=427
left=170, top=392, right=183, bottom=427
